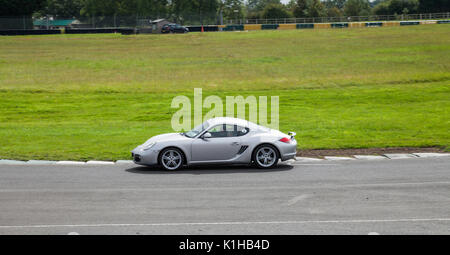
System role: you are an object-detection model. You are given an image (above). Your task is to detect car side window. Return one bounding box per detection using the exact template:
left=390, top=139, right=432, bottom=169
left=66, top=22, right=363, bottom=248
left=208, top=124, right=236, bottom=138
left=236, top=125, right=249, bottom=136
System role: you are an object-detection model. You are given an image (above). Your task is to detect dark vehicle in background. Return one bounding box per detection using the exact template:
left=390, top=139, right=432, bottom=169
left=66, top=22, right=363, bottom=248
left=161, top=23, right=189, bottom=34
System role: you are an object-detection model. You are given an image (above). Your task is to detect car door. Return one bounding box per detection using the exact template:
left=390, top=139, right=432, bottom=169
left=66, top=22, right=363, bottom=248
left=175, top=24, right=183, bottom=33
left=191, top=124, right=241, bottom=162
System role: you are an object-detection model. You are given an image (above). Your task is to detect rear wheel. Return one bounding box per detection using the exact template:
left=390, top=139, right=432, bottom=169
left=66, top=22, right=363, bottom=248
left=159, top=148, right=184, bottom=171
left=253, top=144, right=279, bottom=169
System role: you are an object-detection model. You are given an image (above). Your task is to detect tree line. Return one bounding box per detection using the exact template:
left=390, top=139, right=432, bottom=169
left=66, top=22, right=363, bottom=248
left=0, top=0, right=449, bottom=22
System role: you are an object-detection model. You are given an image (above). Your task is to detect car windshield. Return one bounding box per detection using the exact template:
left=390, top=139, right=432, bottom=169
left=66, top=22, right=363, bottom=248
left=184, top=121, right=209, bottom=138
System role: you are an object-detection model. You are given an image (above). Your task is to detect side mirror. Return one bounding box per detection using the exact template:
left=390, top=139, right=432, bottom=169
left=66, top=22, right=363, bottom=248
left=202, top=132, right=212, bottom=139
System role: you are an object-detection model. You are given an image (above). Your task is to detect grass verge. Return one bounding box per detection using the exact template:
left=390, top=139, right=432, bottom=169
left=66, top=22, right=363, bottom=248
left=0, top=25, right=449, bottom=160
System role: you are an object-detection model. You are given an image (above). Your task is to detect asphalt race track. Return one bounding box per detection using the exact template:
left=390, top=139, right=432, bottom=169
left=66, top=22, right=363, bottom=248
left=0, top=157, right=449, bottom=234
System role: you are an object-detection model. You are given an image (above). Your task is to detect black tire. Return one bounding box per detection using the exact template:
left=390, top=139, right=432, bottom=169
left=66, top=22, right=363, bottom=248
left=159, top=147, right=184, bottom=171
left=252, top=144, right=279, bottom=169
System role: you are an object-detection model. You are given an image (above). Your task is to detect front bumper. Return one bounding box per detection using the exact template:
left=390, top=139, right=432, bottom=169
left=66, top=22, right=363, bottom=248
left=131, top=147, right=159, bottom=166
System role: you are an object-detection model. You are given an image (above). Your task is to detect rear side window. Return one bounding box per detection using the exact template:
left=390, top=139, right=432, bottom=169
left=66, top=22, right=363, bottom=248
left=236, top=125, right=249, bottom=136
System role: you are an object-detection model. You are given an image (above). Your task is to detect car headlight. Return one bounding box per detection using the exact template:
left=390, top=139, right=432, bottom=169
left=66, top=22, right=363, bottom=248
left=142, top=142, right=156, bottom=151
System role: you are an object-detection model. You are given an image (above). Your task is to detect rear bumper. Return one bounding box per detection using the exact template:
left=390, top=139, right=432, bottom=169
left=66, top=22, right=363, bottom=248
left=277, top=140, right=297, bottom=161
left=281, top=152, right=296, bottom=161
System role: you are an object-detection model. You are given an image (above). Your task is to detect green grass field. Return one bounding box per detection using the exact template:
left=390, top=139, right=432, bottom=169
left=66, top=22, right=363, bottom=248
left=0, top=25, right=449, bottom=160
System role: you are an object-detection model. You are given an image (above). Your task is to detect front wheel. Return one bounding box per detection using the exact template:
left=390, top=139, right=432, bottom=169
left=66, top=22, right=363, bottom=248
left=253, top=145, right=279, bottom=169
left=159, top=148, right=184, bottom=171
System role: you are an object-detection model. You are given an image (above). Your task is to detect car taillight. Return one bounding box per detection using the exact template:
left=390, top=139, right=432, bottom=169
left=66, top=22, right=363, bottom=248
left=279, top=137, right=291, bottom=143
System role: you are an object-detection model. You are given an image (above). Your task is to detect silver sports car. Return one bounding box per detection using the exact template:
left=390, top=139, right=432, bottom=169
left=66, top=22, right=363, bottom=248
left=131, top=117, right=297, bottom=170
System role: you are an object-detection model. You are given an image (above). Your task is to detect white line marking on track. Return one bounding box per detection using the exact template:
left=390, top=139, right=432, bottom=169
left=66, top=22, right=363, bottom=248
left=290, top=163, right=340, bottom=166
left=286, top=194, right=311, bottom=206
left=1, top=218, right=450, bottom=229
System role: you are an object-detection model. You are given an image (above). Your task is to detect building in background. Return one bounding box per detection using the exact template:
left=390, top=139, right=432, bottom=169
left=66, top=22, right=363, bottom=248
left=151, top=19, right=170, bottom=33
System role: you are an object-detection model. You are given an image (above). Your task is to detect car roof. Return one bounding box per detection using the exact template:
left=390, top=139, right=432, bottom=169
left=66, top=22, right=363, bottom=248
left=206, top=117, right=263, bottom=129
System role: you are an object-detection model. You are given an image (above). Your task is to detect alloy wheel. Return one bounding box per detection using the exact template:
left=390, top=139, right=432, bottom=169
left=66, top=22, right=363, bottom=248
left=256, top=146, right=277, bottom=168
left=161, top=149, right=182, bottom=170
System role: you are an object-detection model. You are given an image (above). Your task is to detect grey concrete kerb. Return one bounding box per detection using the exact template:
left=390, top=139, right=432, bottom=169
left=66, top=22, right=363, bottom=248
left=86, top=161, right=115, bottom=165
left=56, top=161, right=86, bottom=165
left=115, top=160, right=135, bottom=164
left=0, top=159, right=27, bottom=165
left=353, top=155, right=388, bottom=160
left=295, top=157, right=324, bottom=162
left=324, top=156, right=356, bottom=161
left=383, top=154, right=418, bottom=159
left=0, top=153, right=448, bottom=165
left=412, top=153, right=450, bottom=158
left=27, top=160, right=57, bottom=165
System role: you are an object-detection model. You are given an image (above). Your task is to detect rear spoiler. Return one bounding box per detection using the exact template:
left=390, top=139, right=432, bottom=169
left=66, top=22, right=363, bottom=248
left=288, top=132, right=296, bottom=139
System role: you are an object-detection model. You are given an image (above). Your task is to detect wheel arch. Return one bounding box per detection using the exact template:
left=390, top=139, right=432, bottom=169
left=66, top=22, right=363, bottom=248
left=157, top=146, right=188, bottom=165
left=251, top=142, right=281, bottom=161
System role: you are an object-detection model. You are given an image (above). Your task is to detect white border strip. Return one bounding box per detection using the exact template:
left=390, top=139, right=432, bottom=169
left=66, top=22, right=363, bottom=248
left=1, top=218, right=450, bottom=229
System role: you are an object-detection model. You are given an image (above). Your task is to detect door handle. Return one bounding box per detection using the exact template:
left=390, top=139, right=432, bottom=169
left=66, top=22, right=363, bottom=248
left=231, top=142, right=240, bottom=146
